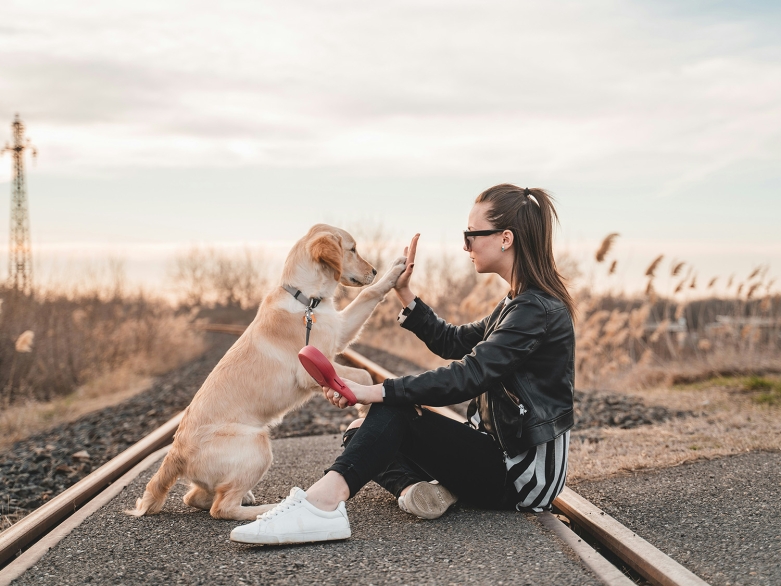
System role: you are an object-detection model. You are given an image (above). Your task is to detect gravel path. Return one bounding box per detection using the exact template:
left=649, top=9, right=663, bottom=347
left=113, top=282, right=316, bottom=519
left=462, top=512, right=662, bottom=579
left=2, top=333, right=690, bottom=528
left=11, top=436, right=601, bottom=586
left=574, top=451, right=781, bottom=585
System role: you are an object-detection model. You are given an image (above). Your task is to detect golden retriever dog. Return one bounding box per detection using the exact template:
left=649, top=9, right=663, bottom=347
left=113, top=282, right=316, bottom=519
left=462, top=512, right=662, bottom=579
left=126, top=224, right=405, bottom=521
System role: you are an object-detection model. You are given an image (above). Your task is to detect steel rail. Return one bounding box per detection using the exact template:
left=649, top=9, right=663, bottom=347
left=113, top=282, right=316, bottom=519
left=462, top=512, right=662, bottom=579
left=554, top=489, right=708, bottom=586
left=0, top=413, right=182, bottom=568
left=0, top=324, right=710, bottom=586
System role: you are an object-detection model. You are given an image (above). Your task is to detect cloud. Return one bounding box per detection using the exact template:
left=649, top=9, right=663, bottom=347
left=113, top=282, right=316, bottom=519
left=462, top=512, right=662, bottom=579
left=0, top=0, right=778, bottom=183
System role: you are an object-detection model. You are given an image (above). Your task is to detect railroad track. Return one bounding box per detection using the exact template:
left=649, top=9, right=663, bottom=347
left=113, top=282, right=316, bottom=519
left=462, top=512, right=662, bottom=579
left=0, top=325, right=710, bottom=586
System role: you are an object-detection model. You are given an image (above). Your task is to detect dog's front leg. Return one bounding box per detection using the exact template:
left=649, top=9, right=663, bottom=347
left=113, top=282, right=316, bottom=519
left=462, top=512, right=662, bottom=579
left=336, top=257, right=407, bottom=350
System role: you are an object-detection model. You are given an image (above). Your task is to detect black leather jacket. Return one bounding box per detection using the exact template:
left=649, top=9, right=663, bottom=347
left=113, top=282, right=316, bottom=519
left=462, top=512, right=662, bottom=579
left=382, top=288, right=575, bottom=458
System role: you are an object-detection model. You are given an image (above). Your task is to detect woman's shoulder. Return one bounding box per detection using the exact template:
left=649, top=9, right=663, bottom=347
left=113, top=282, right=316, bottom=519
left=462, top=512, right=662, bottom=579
left=509, top=287, right=568, bottom=314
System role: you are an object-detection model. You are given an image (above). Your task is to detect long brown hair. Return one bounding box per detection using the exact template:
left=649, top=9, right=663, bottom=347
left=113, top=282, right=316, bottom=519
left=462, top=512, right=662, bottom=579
left=475, top=183, right=576, bottom=318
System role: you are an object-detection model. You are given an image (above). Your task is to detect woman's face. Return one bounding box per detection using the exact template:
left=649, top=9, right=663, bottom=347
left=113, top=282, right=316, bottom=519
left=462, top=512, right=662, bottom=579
left=465, top=202, right=513, bottom=275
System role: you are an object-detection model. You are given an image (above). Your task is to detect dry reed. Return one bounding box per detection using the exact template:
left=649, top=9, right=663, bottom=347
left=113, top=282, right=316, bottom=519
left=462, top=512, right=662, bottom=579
left=595, top=233, right=619, bottom=263
left=645, top=255, right=664, bottom=278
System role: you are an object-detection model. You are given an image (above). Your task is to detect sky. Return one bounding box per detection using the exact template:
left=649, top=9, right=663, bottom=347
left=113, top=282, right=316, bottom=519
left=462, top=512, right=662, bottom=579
left=0, top=0, right=780, bottom=295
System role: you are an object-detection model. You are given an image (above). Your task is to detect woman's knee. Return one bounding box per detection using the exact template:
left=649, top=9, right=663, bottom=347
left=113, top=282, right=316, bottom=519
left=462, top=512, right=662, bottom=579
left=341, top=419, right=364, bottom=447
left=341, top=404, right=417, bottom=448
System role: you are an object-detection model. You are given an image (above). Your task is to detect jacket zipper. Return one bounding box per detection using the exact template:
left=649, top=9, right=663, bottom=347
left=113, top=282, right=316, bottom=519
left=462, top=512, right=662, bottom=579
left=501, top=382, right=528, bottom=416
left=488, top=394, right=508, bottom=454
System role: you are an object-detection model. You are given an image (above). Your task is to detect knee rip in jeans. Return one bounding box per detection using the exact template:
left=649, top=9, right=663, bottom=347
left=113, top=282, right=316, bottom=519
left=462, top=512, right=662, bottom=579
left=341, top=427, right=359, bottom=447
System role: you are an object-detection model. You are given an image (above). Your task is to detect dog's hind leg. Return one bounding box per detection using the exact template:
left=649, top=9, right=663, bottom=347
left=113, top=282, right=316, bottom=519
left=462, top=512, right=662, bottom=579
left=210, top=486, right=277, bottom=521
left=209, top=432, right=275, bottom=521
left=183, top=485, right=214, bottom=511
left=242, top=491, right=256, bottom=505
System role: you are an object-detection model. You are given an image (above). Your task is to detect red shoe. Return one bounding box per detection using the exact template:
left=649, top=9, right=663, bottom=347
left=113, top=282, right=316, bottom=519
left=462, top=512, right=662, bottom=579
left=298, top=346, right=357, bottom=406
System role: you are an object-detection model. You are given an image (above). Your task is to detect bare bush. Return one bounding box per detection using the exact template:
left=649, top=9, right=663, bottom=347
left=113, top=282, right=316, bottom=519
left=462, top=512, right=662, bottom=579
left=569, top=236, right=781, bottom=389
left=0, top=283, right=204, bottom=409
left=169, top=245, right=269, bottom=309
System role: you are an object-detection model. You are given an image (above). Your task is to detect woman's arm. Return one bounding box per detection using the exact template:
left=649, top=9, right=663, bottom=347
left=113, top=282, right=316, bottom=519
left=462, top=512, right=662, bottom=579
left=384, top=296, right=547, bottom=407
left=401, top=298, right=493, bottom=360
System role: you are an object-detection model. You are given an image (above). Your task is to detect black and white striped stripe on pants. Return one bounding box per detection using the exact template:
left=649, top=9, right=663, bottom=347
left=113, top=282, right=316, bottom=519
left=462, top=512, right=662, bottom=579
left=504, top=431, right=570, bottom=512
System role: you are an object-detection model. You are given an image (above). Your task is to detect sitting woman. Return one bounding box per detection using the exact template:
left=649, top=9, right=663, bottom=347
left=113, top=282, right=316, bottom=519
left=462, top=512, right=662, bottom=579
left=231, top=183, right=576, bottom=545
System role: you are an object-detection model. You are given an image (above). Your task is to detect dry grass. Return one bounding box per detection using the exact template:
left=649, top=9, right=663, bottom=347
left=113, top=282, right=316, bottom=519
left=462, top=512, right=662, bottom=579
left=0, top=262, right=207, bottom=446
left=568, top=236, right=780, bottom=391
left=567, top=375, right=781, bottom=484
left=1, top=293, right=205, bottom=403
left=0, top=317, right=205, bottom=448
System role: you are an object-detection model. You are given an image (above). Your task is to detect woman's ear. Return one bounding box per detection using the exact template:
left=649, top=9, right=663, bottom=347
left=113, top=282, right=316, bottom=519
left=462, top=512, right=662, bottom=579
left=502, top=229, right=514, bottom=248
left=307, top=232, right=343, bottom=281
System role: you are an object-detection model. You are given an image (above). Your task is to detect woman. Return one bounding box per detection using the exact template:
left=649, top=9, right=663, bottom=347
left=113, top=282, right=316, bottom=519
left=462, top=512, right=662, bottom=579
left=230, top=184, right=576, bottom=545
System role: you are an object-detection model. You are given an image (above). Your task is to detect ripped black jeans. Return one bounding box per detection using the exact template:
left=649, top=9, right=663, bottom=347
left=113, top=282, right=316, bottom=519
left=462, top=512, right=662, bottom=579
left=325, top=403, right=518, bottom=509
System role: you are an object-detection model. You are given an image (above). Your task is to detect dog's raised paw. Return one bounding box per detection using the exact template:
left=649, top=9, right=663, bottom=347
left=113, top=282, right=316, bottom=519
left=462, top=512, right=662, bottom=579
left=375, top=257, right=407, bottom=291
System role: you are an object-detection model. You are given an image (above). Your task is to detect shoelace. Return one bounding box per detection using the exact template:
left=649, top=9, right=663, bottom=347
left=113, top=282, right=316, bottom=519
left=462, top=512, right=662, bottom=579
left=256, top=495, right=303, bottom=521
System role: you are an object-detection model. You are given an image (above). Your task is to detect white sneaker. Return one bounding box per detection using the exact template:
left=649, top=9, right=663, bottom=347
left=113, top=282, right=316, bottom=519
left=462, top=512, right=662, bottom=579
left=398, top=481, right=458, bottom=520
left=230, top=487, right=351, bottom=545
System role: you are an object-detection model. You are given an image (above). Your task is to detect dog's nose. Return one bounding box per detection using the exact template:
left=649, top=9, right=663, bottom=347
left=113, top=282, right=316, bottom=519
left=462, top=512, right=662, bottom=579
left=372, top=268, right=377, bottom=276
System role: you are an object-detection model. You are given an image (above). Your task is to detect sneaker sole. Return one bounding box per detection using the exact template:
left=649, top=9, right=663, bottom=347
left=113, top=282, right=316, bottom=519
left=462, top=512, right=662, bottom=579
left=230, top=527, right=351, bottom=545
left=403, top=484, right=458, bottom=520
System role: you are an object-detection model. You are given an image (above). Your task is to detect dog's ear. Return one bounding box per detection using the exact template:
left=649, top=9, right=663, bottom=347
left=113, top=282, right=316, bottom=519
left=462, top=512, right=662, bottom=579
left=307, top=232, right=343, bottom=281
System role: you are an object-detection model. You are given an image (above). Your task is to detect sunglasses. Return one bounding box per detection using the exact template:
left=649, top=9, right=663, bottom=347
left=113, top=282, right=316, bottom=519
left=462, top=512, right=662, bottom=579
left=463, top=229, right=504, bottom=251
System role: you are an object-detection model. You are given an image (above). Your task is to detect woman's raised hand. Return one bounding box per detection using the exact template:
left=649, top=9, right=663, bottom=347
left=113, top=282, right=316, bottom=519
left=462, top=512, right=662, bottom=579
left=394, top=233, right=419, bottom=306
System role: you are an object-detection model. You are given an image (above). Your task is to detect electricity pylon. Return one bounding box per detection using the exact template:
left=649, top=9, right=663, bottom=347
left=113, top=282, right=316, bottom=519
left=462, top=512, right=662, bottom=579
left=2, top=114, right=36, bottom=294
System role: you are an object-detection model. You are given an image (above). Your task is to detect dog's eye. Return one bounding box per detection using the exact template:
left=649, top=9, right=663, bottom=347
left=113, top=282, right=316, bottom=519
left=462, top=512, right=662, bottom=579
left=350, top=248, right=356, bottom=253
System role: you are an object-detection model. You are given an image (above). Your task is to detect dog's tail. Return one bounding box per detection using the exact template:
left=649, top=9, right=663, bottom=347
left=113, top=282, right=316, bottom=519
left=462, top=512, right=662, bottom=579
left=124, top=447, right=185, bottom=517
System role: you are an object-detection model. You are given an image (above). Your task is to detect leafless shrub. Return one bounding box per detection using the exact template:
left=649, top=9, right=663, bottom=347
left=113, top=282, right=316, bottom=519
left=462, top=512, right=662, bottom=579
left=169, top=245, right=269, bottom=309
left=0, top=263, right=205, bottom=409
